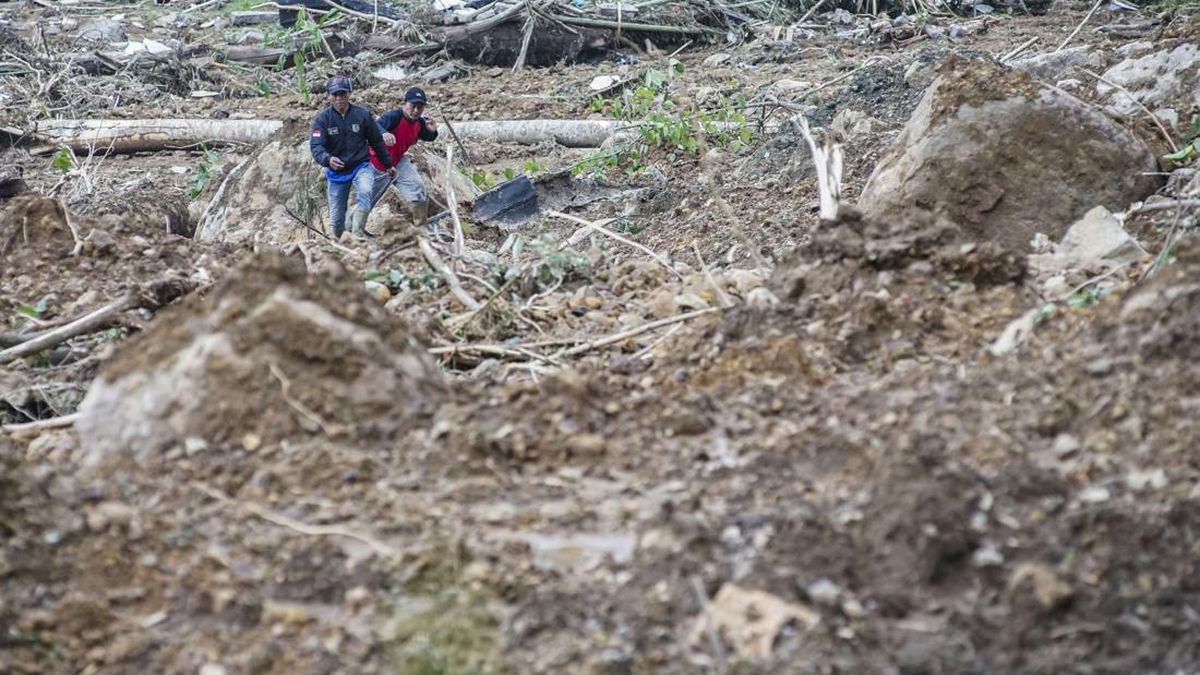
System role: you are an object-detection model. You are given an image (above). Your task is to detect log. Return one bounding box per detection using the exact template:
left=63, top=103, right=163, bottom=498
left=4, top=119, right=286, bottom=155
left=451, top=120, right=626, bottom=148
left=7, top=118, right=743, bottom=155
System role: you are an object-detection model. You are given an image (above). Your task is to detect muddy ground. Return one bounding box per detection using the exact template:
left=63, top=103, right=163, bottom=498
left=3, top=0, right=1200, bottom=673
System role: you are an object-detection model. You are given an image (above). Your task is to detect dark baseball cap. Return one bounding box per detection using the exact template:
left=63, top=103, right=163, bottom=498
left=404, top=87, right=428, bottom=104
left=326, top=75, right=352, bottom=94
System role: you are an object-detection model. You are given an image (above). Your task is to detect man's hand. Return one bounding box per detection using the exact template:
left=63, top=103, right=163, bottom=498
left=387, top=167, right=397, bottom=180
left=330, top=156, right=345, bottom=170
left=423, top=117, right=438, bottom=132
left=383, top=132, right=396, bottom=147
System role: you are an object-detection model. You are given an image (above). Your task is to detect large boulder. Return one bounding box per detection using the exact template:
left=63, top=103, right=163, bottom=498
left=76, top=251, right=445, bottom=466
left=194, top=140, right=319, bottom=245
left=858, top=56, right=1160, bottom=250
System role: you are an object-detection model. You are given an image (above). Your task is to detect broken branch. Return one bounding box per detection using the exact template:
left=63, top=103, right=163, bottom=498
left=0, top=292, right=138, bottom=366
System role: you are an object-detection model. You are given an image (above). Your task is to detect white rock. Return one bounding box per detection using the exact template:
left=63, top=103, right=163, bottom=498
left=1056, top=205, right=1144, bottom=264
left=806, top=578, right=842, bottom=606
left=589, top=75, right=620, bottom=91
left=1125, top=468, right=1168, bottom=492
left=1097, top=43, right=1200, bottom=118
left=1079, top=485, right=1112, bottom=504
left=703, top=52, right=731, bottom=67
left=746, top=287, right=781, bottom=310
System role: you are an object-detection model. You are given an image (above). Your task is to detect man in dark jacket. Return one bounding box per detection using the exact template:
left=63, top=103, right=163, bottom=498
left=368, top=87, right=439, bottom=229
left=309, top=75, right=395, bottom=240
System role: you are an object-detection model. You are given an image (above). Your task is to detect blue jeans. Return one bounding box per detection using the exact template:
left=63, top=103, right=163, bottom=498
left=327, top=163, right=375, bottom=236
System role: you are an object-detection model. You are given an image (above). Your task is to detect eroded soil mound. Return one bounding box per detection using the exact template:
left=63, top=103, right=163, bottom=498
left=76, top=250, right=446, bottom=466
left=859, top=56, right=1162, bottom=250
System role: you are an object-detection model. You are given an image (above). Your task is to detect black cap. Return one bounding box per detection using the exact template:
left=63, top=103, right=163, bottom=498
left=404, top=87, right=428, bottom=104
left=326, top=75, right=352, bottom=94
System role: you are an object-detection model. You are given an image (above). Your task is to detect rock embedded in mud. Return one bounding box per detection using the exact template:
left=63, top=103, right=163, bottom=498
left=1097, top=42, right=1200, bottom=121
left=858, top=56, right=1160, bottom=250
left=75, top=252, right=445, bottom=466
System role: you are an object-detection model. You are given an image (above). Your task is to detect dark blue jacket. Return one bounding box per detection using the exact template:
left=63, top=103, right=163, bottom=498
left=309, top=103, right=393, bottom=176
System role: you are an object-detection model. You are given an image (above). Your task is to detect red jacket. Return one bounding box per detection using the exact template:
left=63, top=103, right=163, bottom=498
left=369, top=110, right=438, bottom=170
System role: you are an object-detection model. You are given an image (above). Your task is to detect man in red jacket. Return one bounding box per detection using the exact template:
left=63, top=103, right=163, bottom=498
left=368, top=87, right=439, bottom=234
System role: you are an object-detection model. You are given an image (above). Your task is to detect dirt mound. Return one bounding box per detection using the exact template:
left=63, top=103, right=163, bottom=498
left=858, top=55, right=1161, bottom=250
left=76, top=251, right=446, bottom=466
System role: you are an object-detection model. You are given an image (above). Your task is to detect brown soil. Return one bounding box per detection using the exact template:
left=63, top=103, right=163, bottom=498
left=3, top=2, right=1200, bottom=674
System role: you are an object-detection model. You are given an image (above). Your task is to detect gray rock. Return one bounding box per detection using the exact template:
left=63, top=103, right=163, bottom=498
left=1010, top=45, right=1101, bottom=82
left=1097, top=43, right=1200, bottom=118
left=1056, top=205, right=1144, bottom=264
left=859, top=57, right=1160, bottom=249
left=75, top=19, right=125, bottom=42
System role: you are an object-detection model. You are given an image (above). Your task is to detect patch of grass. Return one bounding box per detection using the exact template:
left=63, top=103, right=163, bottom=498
left=380, top=543, right=502, bottom=675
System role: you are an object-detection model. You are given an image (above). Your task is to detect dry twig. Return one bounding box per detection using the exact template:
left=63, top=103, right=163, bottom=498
left=0, top=292, right=138, bottom=366
left=1056, top=0, right=1103, bottom=52
left=548, top=210, right=682, bottom=279
left=0, top=412, right=79, bottom=436
left=1078, top=67, right=1178, bottom=152
left=194, top=483, right=400, bottom=558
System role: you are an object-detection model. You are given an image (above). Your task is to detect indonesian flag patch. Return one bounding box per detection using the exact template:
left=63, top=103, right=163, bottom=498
left=312, top=130, right=321, bottom=137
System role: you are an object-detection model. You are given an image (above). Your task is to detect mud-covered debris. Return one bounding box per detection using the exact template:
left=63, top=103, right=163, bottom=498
left=859, top=56, right=1160, bottom=249
left=693, top=584, right=820, bottom=660
left=1007, top=563, right=1073, bottom=612
left=76, top=251, right=445, bottom=466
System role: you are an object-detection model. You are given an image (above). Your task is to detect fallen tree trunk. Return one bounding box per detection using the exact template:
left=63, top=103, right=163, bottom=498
left=6, top=118, right=747, bottom=155
left=3, top=119, right=286, bottom=155
left=452, top=120, right=627, bottom=148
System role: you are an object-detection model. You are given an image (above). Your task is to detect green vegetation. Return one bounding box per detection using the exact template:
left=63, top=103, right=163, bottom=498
left=576, top=59, right=752, bottom=177
left=49, top=146, right=74, bottom=172
left=380, top=543, right=502, bottom=675
left=188, top=147, right=225, bottom=198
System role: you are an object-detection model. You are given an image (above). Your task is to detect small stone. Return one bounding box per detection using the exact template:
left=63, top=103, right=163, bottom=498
left=487, top=67, right=504, bottom=77
left=674, top=293, right=709, bottom=311
left=1008, top=563, right=1073, bottom=611
left=129, top=234, right=150, bottom=248
left=184, top=437, right=208, bottom=455
left=841, top=597, right=866, bottom=619
left=364, top=281, right=391, bottom=303
left=86, top=501, right=134, bottom=532
left=199, top=664, right=227, bottom=675
left=1125, top=468, right=1168, bottom=492
left=1052, top=433, right=1080, bottom=457
left=345, top=586, right=370, bottom=604
left=806, top=578, right=841, bottom=607
left=971, top=542, right=1005, bottom=567
left=142, top=247, right=160, bottom=259
left=88, top=230, right=116, bottom=255
left=566, top=433, right=606, bottom=456
left=241, top=433, right=262, bottom=452
left=703, top=52, right=730, bottom=67
left=581, top=296, right=604, bottom=310
left=1079, top=485, right=1111, bottom=504
left=746, top=287, right=781, bottom=310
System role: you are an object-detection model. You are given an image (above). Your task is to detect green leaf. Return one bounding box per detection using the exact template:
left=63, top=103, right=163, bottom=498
left=1161, top=143, right=1197, bottom=163
left=50, top=147, right=73, bottom=172
left=503, top=167, right=517, bottom=180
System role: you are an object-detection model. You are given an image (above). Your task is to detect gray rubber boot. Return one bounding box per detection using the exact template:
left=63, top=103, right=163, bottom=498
left=349, top=208, right=376, bottom=240
left=409, top=201, right=428, bottom=229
